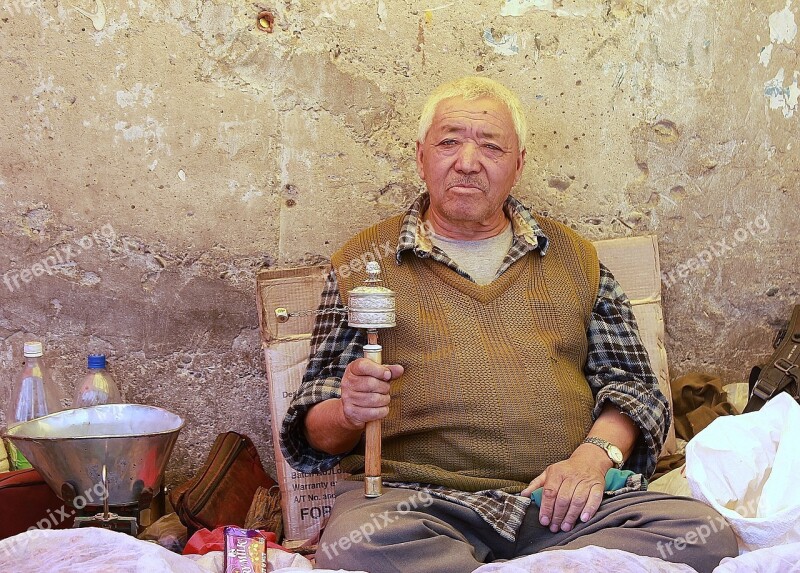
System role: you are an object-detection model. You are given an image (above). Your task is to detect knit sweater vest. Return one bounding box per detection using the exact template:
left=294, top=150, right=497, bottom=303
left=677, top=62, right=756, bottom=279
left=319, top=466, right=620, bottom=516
left=331, top=214, right=600, bottom=492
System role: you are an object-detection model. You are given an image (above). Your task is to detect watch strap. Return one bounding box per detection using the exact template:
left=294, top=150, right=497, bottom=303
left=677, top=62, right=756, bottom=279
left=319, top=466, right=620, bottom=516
left=582, top=437, right=624, bottom=468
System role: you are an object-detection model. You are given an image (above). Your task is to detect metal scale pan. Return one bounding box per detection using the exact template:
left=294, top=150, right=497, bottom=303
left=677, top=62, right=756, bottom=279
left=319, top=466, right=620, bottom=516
left=4, top=404, right=184, bottom=534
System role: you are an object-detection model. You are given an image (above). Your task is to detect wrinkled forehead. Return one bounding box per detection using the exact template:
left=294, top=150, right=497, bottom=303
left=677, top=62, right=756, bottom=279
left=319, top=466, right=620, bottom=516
left=430, top=96, right=517, bottom=141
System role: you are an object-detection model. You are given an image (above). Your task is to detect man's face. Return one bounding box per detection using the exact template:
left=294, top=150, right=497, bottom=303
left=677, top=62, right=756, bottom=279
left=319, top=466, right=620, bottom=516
left=416, top=96, right=526, bottom=233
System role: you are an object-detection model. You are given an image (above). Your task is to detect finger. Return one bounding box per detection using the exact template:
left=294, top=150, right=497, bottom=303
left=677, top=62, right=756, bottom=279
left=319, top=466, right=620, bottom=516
left=558, top=481, right=600, bottom=532
left=341, top=370, right=391, bottom=392
left=348, top=357, right=393, bottom=380
left=547, top=480, right=578, bottom=532
left=521, top=473, right=545, bottom=498
left=341, top=402, right=390, bottom=425
left=537, top=475, right=566, bottom=528
left=386, top=364, right=405, bottom=379
left=578, top=484, right=605, bottom=524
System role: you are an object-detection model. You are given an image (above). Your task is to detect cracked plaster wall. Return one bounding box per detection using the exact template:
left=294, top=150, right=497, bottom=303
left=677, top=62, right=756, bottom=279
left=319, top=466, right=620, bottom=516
left=0, top=0, right=797, bottom=484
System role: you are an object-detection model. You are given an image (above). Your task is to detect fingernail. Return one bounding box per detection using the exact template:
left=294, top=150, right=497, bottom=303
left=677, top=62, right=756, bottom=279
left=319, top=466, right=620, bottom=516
left=580, top=512, right=590, bottom=522
left=540, top=516, right=549, bottom=526
left=384, top=370, right=391, bottom=380
left=561, top=523, right=572, bottom=532
left=550, top=524, right=559, bottom=533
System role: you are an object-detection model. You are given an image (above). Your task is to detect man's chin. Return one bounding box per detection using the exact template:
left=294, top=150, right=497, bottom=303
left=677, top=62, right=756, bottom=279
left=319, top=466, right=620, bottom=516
left=440, top=202, right=494, bottom=225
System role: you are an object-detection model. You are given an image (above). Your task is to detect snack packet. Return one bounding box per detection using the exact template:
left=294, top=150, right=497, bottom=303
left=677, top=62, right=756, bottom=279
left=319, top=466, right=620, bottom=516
left=224, top=526, right=268, bottom=573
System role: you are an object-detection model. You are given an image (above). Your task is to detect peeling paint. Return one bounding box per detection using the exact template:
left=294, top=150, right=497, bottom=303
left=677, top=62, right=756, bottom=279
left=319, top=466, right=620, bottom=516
left=764, top=68, right=800, bottom=118
left=113, top=117, right=169, bottom=152
left=759, top=44, right=774, bottom=67
left=73, top=0, right=106, bottom=31
left=483, top=29, right=519, bottom=56
left=241, top=188, right=264, bottom=202
left=377, top=0, right=387, bottom=31
left=769, top=1, right=798, bottom=44
left=500, top=0, right=597, bottom=17
left=116, top=83, right=156, bottom=109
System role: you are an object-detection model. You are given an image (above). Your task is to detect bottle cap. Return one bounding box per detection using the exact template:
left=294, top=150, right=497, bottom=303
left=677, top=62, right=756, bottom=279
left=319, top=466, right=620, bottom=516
left=23, top=341, right=44, bottom=357
left=87, top=354, right=107, bottom=369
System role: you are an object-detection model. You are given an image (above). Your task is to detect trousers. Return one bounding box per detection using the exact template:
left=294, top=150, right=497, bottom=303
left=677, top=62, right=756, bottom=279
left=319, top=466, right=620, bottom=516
left=315, top=480, right=738, bottom=573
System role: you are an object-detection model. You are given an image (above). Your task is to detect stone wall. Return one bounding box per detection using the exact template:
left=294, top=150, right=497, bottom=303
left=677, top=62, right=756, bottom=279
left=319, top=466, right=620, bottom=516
left=1, top=0, right=797, bottom=483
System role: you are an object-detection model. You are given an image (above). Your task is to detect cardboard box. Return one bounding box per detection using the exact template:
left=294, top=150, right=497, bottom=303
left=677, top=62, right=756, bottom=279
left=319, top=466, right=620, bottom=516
left=264, top=338, right=344, bottom=543
left=257, top=267, right=344, bottom=543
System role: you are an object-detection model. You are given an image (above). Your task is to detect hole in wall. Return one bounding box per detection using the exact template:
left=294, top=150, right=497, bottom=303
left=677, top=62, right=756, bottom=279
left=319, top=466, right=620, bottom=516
left=257, top=10, right=274, bottom=33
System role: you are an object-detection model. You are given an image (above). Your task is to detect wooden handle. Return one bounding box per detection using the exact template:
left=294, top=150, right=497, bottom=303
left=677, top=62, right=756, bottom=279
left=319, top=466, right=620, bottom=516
left=363, top=332, right=383, bottom=496
left=365, top=419, right=382, bottom=477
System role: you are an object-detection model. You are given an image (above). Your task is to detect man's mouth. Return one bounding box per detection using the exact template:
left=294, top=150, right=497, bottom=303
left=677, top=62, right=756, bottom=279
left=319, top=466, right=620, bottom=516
left=447, top=181, right=486, bottom=192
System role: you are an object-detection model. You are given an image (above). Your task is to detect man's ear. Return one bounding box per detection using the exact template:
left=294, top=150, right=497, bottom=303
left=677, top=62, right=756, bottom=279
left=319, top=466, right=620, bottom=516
left=415, top=140, right=426, bottom=181
left=514, top=148, right=527, bottom=185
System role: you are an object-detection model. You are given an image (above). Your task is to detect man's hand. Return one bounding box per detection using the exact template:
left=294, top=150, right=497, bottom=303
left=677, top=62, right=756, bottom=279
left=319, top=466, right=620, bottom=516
left=304, top=358, right=404, bottom=455
left=521, top=444, right=612, bottom=533
left=340, top=358, right=405, bottom=428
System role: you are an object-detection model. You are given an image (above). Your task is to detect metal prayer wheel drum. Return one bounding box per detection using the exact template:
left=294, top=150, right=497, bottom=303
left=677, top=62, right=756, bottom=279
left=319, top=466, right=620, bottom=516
left=347, top=261, right=396, bottom=330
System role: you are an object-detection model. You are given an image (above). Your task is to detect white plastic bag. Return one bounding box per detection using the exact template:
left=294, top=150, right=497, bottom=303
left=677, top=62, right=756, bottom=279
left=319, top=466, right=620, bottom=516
left=686, top=392, right=800, bottom=553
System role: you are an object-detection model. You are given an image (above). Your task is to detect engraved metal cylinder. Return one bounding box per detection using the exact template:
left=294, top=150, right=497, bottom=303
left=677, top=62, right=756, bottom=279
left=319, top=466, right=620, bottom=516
left=347, top=261, right=396, bottom=330
left=347, top=289, right=396, bottom=329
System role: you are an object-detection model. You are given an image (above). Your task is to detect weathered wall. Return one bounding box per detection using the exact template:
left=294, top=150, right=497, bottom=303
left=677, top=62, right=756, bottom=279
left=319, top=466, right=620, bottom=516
left=0, top=0, right=797, bottom=484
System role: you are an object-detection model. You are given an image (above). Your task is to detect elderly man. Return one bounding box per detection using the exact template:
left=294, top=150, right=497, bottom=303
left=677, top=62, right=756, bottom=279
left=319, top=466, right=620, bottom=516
left=280, top=77, right=737, bottom=573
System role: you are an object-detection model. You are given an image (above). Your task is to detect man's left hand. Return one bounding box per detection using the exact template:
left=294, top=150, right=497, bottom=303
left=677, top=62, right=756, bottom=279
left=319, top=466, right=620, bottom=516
left=521, top=444, right=612, bottom=533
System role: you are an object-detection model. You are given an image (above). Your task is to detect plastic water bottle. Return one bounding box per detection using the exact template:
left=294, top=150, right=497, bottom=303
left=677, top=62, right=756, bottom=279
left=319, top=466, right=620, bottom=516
left=5, top=341, right=63, bottom=470
left=73, top=354, right=122, bottom=407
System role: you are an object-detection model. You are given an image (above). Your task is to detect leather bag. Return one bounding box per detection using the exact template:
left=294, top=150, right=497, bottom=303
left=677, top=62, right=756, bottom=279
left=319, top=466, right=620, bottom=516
left=170, top=432, right=276, bottom=534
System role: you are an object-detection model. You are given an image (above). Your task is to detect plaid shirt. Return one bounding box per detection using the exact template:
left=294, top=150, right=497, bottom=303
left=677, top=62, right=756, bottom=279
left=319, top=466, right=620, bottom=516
left=280, top=193, right=668, bottom=541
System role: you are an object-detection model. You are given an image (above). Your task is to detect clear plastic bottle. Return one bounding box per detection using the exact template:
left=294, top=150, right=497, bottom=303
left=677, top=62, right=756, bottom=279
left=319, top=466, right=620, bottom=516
left=5, top=341, right=63, bottom=470
left=72, top=354, right=122, bottom=407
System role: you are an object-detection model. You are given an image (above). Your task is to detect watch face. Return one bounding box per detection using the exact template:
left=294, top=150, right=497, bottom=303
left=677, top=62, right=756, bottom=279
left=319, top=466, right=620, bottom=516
left=608, top=445, right=624, bottom=464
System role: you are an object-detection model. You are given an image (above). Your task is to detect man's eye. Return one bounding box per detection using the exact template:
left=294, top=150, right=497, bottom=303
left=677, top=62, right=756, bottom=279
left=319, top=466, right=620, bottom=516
left=439, top=139, right=458, bottom=146
left=484, top=144, right=503, bottom=151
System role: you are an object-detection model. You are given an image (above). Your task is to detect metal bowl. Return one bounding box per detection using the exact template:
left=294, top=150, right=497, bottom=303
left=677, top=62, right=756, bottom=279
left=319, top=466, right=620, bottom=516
left=3, top=404, right=184, bottom=507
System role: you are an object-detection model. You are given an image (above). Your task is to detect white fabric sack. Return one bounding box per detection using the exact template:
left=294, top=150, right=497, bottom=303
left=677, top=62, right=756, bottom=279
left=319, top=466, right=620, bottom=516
left=0, top=528, right=215, bottom=573
left=686, top=392, right=800, bottom=553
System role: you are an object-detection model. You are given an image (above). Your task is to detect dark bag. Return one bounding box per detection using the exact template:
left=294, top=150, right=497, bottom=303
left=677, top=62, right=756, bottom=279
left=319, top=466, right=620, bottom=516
left=744, top=305, right=800, bottom=413
left=169, top=432, right=276, bottom=534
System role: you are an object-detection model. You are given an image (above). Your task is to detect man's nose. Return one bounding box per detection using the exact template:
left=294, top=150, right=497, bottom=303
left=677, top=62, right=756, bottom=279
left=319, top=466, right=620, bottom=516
left=454, top=143, right=481, bottom=173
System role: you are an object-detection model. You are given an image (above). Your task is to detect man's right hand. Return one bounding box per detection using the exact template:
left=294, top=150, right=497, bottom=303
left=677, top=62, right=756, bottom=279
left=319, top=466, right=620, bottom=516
left=340, top=358, right=405, bottom=429
left=304, top=359, right=404, bottom=455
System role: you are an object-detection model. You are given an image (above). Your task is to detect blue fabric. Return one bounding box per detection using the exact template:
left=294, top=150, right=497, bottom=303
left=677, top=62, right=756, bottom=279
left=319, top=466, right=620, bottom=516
left=530, top=468, right=637, bottom=507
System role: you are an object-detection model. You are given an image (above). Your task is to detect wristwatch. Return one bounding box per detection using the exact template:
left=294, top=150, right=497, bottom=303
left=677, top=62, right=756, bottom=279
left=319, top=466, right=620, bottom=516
left=582, top=437, right=624, bottom=469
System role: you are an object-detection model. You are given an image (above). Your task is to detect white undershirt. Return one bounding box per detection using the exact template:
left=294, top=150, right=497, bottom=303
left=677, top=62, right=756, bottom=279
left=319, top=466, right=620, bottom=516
left=428, top=222, right=513, bottom=286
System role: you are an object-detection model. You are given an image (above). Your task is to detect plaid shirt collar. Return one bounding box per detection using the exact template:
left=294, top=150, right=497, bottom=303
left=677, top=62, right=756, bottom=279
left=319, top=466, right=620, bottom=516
left=395, top=192, right=549, bottom=264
